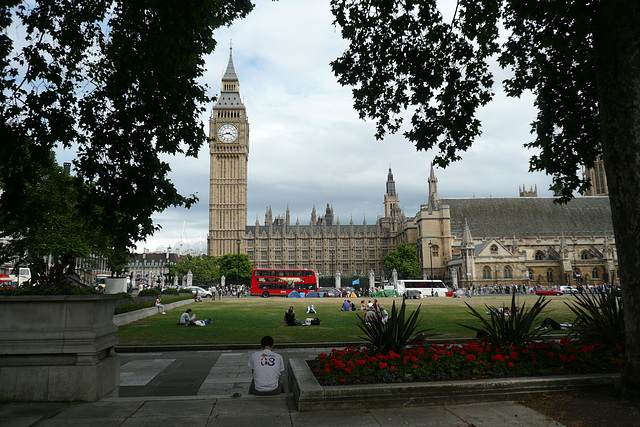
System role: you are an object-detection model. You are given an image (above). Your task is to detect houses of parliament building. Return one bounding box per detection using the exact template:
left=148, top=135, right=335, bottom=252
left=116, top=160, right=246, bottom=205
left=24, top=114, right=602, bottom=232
left=208, top=48, right=618, bottom=288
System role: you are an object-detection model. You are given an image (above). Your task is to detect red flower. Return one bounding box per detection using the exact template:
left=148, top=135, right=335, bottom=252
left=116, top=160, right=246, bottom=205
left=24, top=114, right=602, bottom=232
left=391, top=366, right=396, bottom=371
left=615, top=359, right=623, bottom=365
left=413, top=364, right=418, bottom=369
left=379, top=362, right=388, bottom=369
left=345, top=367, right=351, bottom=374
left=465, top=354, right=476, bottom=361
left=339, top=378, right=346, bottom=383
left=433, top=355, right=439, bottom=361
left=616, top=345, right=623, bottom=352
left=508, top=362, right=514, bottom=367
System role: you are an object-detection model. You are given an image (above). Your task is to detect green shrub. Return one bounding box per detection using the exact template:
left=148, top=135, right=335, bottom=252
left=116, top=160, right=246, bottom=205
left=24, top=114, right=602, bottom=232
left=116, top=292, right=134, bottom=301
left=459, top=292, right=549, bottom=351
left=566, top=289, right=624, bottom=346
left=179, top=288, right=193, bottom=294
left=356, top=300, right=433, bottom=354
left=0, top=284, right=99, bottom=295
left=162, top=288, right=179, bottom=295
left=138, top=288, right=160, bottom=297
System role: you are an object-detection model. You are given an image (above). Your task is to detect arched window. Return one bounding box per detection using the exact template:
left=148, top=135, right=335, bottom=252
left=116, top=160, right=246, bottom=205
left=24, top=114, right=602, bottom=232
left=504, top=266, right=512, bottom=279
left=592, top=268, right=599, bottom=279
left=490, top=244, right=498, bottom=254
left=535, top=251, right=545, bottom=260
left=482, top=266, right=492, bottom=279
left=431, top=245, right=439, bottom=257
left=581, top=251, right=590, bottom=260
left=546, top=269, right=554, bottom=282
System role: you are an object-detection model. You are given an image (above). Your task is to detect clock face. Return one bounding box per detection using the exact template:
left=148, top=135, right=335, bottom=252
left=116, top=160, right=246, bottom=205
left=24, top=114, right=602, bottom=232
left=218, top=124, right=238, bottom=143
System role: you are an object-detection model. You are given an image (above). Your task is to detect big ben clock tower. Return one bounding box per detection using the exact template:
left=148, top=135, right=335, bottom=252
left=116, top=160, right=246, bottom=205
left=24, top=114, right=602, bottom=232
left=207, top=46, right=249, bottom=257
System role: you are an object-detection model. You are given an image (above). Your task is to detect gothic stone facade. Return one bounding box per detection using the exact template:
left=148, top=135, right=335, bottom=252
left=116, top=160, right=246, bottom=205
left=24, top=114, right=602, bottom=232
left=208, top=49, right=617, bottom=287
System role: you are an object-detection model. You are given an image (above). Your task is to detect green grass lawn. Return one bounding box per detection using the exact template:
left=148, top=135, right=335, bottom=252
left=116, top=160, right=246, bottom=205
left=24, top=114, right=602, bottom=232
left=115, top=295, right=576, bottom=346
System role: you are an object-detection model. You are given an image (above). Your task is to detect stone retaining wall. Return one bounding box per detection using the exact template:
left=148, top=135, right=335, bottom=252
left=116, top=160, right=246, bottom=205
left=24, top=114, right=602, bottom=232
left=289, top=357, right=619, bottom=412
left=113, top=298, right=194, bottom=326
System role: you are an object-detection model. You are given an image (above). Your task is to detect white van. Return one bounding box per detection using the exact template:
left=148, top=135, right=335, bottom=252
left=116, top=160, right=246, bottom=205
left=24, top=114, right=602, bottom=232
left=9, top=267, right=31, bottom=286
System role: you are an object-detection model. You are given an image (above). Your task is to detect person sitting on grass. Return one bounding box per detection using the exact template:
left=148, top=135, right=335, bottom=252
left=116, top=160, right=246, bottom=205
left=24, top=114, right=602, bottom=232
left=379, top=305, right=389, bottom=324
left=342, top=299, right=351, bottom=311
left=179, top=308, right=196, bottom=326
left=364, top=306, right=378, bottom=324
left=248, top=335, right=285, bottom=395
left=284, top=306, right=302, bottom=326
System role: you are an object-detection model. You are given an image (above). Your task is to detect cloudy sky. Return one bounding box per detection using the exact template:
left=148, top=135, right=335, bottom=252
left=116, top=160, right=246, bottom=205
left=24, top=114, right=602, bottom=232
left=134, top=0, right=554, bottom=254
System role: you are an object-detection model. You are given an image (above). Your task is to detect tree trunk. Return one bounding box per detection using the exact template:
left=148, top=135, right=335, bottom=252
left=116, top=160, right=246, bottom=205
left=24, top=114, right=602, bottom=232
left=593, top=0, right=640, bottom=393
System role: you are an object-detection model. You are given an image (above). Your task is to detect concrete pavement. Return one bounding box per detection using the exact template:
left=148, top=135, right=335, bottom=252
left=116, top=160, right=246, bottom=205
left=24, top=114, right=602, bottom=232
left=0, top=347, right=564, bottom=426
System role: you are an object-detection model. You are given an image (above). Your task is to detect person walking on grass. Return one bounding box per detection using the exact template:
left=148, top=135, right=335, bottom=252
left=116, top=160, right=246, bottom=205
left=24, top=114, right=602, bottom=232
left=248, top=335, right=285, bottom=395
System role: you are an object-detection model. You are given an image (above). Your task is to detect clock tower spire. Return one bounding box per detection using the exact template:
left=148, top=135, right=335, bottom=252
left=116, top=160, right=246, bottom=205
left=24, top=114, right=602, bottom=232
left=207, top=45, right=249, bottom=257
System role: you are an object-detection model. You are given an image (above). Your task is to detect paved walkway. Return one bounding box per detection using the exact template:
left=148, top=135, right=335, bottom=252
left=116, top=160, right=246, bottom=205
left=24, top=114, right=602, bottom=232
left=1, top=348, right=564, bottom=426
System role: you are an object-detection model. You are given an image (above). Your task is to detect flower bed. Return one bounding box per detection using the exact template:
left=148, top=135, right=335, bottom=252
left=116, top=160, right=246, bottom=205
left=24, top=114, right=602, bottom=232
left=309, top=339, right=623, bottom=386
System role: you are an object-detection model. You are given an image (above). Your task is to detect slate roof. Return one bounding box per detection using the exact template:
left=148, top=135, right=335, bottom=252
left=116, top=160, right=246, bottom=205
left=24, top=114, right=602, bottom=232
left=441, top=197, right=614, bottom=239
left=215, top=92, right=243, bottom=109
left=215, top=48, right=243, bottom=109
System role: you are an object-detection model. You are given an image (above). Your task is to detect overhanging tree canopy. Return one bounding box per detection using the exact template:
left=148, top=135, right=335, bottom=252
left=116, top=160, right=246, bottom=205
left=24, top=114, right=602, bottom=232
left=383, top=243, right=421, bottom=280
left=0, top=0, right=254, bottom=273
left=330, top=0, right=640, bottom=392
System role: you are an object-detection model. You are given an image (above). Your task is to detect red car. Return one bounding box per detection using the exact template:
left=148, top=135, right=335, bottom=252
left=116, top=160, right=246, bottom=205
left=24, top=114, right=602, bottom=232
left=536, top=289, right=564, bottom=296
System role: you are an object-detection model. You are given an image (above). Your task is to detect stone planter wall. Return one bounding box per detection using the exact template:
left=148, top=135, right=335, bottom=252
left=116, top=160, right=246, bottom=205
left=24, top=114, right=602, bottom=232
left=104, top=277, right=127, bottom=294
left=0, top=295, right=120, bottom=402
left=289, top=358, right=619, bottom=411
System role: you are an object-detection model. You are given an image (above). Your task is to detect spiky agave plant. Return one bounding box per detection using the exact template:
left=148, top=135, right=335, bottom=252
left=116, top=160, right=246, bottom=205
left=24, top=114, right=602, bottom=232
left=356, top=300, right=434, bottom=354
left=459, top=292, right=550, bottom=351
left=566, top=288, right=624, bottom=347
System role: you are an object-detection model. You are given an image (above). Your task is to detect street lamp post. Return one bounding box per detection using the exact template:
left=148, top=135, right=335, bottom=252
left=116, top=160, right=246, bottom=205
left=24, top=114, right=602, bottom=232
left=330, top=251, right=334, bottom=277
left=428, top=241, right=433, bottom=280
left=236, top=238, right=241, bottom=282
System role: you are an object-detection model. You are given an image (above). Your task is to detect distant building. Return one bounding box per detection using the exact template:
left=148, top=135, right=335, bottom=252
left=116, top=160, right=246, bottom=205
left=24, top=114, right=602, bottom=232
left=583, top=156, right=609, bottom=196
left=127, top=250, right=184, bottom=287
left=208, top=48, right=618, bottom=288
left=519, top=185, right=538, bottom=197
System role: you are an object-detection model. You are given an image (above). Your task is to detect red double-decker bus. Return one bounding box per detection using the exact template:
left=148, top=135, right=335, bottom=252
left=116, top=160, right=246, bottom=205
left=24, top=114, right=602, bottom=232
left=251, top=268, right=318, bottom=298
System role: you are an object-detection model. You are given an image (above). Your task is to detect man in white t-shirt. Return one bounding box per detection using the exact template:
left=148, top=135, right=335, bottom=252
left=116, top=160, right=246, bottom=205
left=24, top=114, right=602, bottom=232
left=248, top=335, right=285, bottom=395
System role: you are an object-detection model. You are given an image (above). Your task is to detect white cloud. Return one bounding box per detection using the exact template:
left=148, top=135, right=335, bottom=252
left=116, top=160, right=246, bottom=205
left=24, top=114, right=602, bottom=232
left=131, top=0, right=554, bottom=253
